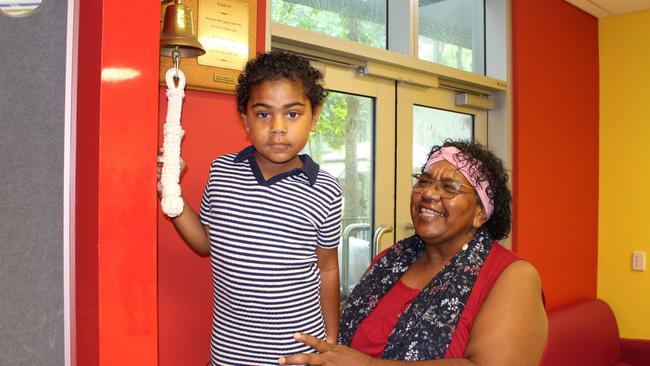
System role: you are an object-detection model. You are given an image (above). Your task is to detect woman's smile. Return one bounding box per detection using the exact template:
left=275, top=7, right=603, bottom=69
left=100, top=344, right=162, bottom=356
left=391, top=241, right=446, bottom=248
left=417, top=206, right=446, bottom=219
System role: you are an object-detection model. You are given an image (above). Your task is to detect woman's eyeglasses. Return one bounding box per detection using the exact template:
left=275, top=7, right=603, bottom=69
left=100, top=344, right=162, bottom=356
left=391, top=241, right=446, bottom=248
left=411, top=173, right=475, bottom=198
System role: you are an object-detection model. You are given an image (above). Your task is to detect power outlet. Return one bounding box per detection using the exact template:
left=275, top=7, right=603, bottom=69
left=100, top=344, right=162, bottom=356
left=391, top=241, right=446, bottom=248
left=632, top=251, right=646, bottom=271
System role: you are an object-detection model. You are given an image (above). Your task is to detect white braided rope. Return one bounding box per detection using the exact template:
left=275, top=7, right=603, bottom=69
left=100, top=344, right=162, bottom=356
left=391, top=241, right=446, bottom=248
left=160, top=68, right=186, bottom=217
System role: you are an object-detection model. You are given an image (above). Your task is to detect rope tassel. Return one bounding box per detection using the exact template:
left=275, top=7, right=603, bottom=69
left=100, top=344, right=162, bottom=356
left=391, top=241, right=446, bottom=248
left=160, top=68, right=187, bottom=217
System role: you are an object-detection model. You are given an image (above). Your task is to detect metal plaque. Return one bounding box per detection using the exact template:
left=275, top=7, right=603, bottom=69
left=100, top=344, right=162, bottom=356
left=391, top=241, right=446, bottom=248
left=197, top=0, right=249, bottom=70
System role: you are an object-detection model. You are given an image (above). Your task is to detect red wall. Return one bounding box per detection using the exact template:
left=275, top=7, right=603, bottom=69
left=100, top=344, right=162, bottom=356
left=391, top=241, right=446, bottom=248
left=157, top=2, right=266, bottom=365
left=76, top=0, right=161, bottom=365
left=76, top=1, right=265, bottom=364
left=511, top=0, right=599, bottom=310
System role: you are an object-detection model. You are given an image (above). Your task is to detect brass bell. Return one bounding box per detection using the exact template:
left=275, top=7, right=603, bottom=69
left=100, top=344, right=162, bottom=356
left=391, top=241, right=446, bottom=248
left=160, top=0, right=206, bottom=58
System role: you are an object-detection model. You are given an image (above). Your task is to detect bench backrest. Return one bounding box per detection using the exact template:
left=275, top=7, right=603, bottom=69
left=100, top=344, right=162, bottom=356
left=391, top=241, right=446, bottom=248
left=540, top=299, right=621, bottom=366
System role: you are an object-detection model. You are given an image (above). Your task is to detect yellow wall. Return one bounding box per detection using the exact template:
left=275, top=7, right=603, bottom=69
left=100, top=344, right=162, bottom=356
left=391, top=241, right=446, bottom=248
left=599, top=9, right=650, bottom=339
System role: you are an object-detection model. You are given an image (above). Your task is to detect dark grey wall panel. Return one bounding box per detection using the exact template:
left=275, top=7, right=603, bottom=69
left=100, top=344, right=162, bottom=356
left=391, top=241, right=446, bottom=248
left=0, top=1, right=67, bottom=365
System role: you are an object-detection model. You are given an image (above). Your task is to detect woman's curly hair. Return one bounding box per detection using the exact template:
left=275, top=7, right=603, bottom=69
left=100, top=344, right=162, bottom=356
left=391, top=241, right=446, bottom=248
left=236, top=51, right=328, bottom=114
left=422, top=139, right=512, bottom=241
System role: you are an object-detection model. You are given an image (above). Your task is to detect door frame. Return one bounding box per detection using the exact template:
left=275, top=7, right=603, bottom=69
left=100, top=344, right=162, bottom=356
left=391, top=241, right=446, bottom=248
left=395, top=83, right=488, bottom=241
left=317, top=63, right=397, bottom=252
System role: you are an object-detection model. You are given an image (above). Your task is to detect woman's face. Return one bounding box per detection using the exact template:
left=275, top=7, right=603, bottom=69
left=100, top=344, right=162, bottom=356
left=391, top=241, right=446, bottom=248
left=410, top=160, right=486, bottom=248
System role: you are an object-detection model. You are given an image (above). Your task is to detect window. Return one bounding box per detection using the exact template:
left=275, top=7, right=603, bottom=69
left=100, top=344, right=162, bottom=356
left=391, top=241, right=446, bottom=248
left=272, top=0, right=490, bottom=74
left=418, top=0, right=485, bottom=73
left=302, top=90, right=374, bottom=298
left=272, top=0, right=387, bottom=48
left=412, top=106, right=473, bottom=172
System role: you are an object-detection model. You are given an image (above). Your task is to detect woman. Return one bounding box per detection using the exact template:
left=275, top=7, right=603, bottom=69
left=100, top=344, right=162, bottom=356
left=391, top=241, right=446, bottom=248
left=280, top=140, right=547, bottom=365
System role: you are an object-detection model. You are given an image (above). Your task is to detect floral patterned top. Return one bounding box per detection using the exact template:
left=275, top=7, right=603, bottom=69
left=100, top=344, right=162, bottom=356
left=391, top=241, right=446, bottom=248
left=339, top=228, right=494, bottom=360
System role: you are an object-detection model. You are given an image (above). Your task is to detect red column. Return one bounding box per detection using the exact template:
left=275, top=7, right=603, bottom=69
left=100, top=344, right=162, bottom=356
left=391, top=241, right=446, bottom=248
left=76, top=0, right=160, bottom=364
left=511, top=0, right=599, bottom=310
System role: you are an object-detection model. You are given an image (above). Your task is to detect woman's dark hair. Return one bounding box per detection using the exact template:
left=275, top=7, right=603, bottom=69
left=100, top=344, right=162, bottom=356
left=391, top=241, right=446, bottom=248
left=236, top=51, right=327, bottom=114
left=422, top=139, right=512, bottom=241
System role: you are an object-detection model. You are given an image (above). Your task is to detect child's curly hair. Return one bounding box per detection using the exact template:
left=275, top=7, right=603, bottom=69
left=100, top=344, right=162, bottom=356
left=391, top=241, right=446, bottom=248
left=236, top=51, right=328, bottom=114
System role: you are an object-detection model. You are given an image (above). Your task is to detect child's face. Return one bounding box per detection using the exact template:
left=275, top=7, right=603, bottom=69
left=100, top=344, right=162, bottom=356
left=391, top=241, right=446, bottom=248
left=241, top=78, right=321, bottom=168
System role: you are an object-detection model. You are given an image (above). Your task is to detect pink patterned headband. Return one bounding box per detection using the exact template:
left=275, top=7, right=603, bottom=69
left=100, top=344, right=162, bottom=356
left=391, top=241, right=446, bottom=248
left=424, top=146, right=493, bottom=219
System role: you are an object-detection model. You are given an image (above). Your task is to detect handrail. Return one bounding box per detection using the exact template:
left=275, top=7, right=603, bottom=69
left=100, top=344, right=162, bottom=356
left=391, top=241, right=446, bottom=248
left=372, top=225, right=393, bottom=260
left=341, top=223, right=371, bottom=297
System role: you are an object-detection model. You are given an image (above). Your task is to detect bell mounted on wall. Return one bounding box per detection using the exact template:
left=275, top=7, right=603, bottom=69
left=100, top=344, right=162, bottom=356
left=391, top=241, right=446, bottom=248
left=159, top=0, right=257, bottom=93
left=160, top=0, right=206, bottom=73
left=158, top=0, right=205, bottom=218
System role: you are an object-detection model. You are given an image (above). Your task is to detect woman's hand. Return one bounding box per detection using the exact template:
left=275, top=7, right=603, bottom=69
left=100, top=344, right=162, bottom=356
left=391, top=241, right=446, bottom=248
left=279, top=333, right=374, bottom=366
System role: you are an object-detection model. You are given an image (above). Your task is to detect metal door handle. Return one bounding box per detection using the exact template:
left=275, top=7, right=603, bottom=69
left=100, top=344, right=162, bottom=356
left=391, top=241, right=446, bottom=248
left=372, top=225, right=393, bottom=259
left=341, top=223, right=371, bottom=298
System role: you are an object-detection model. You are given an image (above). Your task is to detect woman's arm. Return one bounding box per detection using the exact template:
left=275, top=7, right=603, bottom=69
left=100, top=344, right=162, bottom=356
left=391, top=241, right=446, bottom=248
left=316, top=246, right=340, bottom=343
left=281, top=260, right=547, bottom=366
left=460, top=260, right=547, bottom=365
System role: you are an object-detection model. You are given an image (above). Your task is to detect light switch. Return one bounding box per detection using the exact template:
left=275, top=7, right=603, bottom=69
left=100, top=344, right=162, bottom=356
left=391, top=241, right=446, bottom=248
left=632, top=251, right=646, bottom=271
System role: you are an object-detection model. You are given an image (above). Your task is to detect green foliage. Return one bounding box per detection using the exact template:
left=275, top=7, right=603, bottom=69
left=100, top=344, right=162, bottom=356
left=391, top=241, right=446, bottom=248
left=315, top=92, right=347, bottom=151
left=272, top=0, right=385, bottom=48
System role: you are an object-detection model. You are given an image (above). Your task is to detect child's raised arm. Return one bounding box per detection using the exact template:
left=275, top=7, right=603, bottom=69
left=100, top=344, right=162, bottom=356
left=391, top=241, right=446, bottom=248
left=157, top=150, right=211, bottom=256
left=167, top=199, right=211, bottom=256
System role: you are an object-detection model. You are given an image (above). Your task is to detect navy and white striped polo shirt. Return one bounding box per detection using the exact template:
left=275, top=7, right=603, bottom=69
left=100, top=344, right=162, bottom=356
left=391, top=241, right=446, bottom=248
left=199, top=146, right=343, bottom=366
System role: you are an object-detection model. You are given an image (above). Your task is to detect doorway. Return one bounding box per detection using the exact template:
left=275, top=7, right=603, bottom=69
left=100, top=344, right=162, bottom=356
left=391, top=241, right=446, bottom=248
left=305, top=62, right=488, bottom=298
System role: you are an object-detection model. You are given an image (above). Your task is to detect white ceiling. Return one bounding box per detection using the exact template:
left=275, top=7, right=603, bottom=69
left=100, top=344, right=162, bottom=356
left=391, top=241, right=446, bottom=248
left=566, top=0, right=650, bottom=18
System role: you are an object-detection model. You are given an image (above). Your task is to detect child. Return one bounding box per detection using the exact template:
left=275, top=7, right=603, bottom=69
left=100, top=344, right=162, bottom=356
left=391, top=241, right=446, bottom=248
left=159, top=51, right=342, bottom=366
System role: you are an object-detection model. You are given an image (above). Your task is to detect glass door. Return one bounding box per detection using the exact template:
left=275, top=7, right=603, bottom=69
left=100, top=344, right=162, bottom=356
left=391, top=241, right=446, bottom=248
left=304, top=62, right=489, bottom=298
left=270, top=0, right=504, bottom=301
left=395, top=83, right=488, bottom=241
left=301, top=63, right=395, bottom=299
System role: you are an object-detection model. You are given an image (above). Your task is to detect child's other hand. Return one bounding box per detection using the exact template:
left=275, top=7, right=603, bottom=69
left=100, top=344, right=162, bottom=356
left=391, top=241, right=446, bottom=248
left=157, top=147, right=186, bottom=197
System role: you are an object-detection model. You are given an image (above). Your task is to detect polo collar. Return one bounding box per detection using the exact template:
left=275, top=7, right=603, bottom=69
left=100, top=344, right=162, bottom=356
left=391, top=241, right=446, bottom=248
left=234, top=145, right=319, bottom=186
